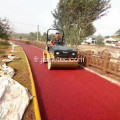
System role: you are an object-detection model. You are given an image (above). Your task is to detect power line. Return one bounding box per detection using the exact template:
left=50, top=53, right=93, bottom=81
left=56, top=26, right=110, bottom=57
left=10, top=21, right=49, bottom=29
left=10, top=21, right=37, bottom=27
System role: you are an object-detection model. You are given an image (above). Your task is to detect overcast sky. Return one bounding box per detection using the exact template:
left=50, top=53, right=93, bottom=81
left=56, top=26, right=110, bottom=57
left=0, top=0, right=120, bottom=36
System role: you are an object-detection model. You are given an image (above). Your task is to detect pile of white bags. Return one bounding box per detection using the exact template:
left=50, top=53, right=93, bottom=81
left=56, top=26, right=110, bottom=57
left=0, top=42, right=32, bottom=120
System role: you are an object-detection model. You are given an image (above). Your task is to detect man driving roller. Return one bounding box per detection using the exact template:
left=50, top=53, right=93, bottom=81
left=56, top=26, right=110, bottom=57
left=51, top=32, right=62, bottom=45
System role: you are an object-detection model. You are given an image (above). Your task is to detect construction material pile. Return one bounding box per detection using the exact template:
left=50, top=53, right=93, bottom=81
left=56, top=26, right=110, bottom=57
left=0, top=42, right=32, bottom=120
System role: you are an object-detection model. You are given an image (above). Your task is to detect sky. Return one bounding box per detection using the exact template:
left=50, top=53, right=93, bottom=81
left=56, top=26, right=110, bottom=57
left=0, top=0, right=120, bottom=36
left=94, top=0, right=120, bottom=36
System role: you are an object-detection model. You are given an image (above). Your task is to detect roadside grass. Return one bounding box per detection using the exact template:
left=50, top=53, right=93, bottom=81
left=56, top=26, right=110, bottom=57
left=0, top=50, right=5, bottom=55
left=0, top=41, right=10, bottom=46
left=7, top=46, right=36, bottom=120
left=0, top=41, right=10, bottom=57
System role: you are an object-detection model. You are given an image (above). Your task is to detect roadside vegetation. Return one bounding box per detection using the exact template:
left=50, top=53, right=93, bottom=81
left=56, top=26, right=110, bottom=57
left=0, top=40, right=10, bottom=57
left=0, top=18, right=12, bottom=57
left=0, top=18, right=12, bottom=40
left=12, top=32, right=46, bottom=42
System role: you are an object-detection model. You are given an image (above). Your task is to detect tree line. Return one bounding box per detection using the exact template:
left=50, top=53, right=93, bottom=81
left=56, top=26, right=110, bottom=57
left=12, top=32, right=47, bottom=41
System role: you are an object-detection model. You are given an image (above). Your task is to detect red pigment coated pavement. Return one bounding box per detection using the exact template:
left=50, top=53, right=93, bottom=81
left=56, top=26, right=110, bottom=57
left=16, top=42, right=120, bottom=120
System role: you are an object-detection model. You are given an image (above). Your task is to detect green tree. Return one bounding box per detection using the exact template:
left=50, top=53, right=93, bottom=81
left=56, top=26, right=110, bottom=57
left=41, top=32, right=47, bottom=41
left=52, top=0, right=111, bottom=46
left=116, top=29, right=120, bottom=36
left=28, top=32, right=36, bottom=40
left=0, top=18, right=11, bottom=40
left=97, top=35, right=104, bottom=45
left=19, top=36, right=22, bottom=40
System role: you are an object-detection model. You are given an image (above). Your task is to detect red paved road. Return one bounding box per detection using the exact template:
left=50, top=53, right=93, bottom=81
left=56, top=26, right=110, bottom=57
left=17, top=42, right=120, bottom=120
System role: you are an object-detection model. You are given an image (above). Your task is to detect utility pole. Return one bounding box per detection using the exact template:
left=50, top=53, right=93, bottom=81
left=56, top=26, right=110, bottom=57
left=37, top=25, right=39, bottom=41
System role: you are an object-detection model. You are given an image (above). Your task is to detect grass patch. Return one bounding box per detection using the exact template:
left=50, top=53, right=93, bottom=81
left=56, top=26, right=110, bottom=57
left=0, top=50, right=5, bottom=55
left=8, top=46, right=36, bottom=120
left=0, top=41, right=10, bottom=57
left=0, top=41, right=10, bottom=46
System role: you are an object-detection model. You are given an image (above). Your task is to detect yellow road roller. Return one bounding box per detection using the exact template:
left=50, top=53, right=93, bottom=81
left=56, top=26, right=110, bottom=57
left=43, top=28, right=78, bottom=70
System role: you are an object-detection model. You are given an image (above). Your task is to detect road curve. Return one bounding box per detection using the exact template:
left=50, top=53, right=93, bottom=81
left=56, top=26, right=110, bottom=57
left=16, top=42, right=120, bottom=120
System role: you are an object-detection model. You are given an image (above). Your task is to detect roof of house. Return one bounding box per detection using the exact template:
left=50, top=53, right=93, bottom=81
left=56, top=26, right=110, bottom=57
left=104, top=37, right=118, bottom=42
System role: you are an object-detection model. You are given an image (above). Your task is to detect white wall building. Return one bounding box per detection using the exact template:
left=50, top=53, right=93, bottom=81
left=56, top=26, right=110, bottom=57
left=104, top=37, right=118, bottom=47
left=81, top=36, right=97, bottom=45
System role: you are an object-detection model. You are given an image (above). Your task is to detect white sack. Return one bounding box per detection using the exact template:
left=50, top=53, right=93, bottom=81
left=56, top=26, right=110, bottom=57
left=0, top=76, right=32, bottom=120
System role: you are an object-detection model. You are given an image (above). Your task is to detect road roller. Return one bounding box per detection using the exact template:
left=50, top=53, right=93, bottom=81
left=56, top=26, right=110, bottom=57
left=43, top=28, right=78, bottom=70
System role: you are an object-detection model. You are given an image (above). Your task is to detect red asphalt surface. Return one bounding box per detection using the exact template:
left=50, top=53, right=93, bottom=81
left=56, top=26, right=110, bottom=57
left=16, top=42, right=120, bottom=120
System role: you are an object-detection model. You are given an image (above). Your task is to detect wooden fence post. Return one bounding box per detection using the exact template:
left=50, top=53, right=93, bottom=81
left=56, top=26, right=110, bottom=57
left=102, top=53, right=111, bottom=74
left=86, top=51, right=91, bottom=67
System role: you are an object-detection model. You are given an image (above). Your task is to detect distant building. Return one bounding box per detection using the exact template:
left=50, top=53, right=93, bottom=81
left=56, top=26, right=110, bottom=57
left=81, top=36, right=98, bottom=45
left=104, top=37, right=118, bottom=47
